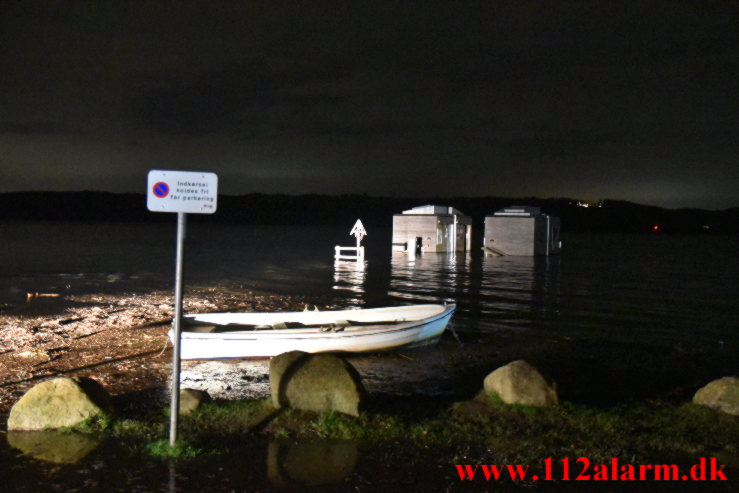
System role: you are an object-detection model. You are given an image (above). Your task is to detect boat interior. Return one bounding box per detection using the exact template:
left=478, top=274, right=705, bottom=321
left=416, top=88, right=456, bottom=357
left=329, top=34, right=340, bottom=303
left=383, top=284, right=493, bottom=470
left=182, top=318, right=401, bottom=333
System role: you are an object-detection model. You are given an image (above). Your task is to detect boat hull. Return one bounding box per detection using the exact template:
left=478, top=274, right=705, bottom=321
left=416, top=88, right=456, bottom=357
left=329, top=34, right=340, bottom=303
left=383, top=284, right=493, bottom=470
left=170, top=304, right=455, bottom=359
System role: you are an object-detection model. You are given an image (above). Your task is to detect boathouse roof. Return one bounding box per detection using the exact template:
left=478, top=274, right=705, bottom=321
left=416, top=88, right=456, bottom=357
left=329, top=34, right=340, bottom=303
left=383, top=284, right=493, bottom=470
left=493, top=206, right=542, bottom=217
left=401, top=205, right=465, bottom=215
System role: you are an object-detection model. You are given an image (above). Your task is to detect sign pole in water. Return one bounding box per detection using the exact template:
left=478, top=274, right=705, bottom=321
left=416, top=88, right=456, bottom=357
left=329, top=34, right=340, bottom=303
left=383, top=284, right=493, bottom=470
left=147, top=170, right=218, bottom=447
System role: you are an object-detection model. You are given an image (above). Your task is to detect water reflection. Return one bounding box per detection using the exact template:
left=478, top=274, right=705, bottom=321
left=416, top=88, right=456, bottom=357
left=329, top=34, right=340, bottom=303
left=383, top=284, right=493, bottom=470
left=1, top=432, right=359, bottom=491
left=332, top=260, right=367, bottom=306
left=267, top=440, right=358, bottom=487
left=474, top=255, right=561, bottom=332
left=7, top=430, right=102, bottom=464
left=388, top=251, right=561, bottom=333
left=388, top=252, right=471, bottom=304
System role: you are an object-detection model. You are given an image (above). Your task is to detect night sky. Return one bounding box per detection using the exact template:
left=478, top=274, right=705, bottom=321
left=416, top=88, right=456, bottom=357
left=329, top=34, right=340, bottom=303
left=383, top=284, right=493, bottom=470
left=1, top=1, right=737, bottom=209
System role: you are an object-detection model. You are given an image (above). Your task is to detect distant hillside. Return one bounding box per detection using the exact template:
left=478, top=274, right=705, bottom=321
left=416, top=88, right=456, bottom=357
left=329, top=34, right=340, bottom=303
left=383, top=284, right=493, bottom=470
left=0, top=191, right=736, bottom=234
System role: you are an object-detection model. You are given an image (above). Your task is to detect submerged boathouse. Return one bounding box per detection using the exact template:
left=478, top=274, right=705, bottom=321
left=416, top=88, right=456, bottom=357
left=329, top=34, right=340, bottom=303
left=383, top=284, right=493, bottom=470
left=392, top=205, right=472, bottom=254
left=484, top=206, right=561, bottom=256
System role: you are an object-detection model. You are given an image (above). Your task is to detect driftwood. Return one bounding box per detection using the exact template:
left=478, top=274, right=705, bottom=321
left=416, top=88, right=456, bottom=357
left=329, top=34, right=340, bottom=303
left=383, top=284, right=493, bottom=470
left=26, top=293, right=61, bottom=301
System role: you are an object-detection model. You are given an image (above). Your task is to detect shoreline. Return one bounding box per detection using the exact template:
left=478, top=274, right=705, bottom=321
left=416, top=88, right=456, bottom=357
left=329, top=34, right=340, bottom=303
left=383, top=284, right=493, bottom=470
left=2, top=289, right=737, bottom=491
left=2, top=285, right=735, bottom=420
left=0, top=288, right=306, bottom=417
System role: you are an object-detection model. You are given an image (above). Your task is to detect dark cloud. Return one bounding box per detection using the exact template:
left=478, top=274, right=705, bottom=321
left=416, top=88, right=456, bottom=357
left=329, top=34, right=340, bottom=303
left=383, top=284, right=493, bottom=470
left=0, top=0, right=736, bottom=209
left=0, top=121, right=64, bottom=136
left=135, top=63, right=280, bottom=137
left=132, top=54, right=365, bottom=137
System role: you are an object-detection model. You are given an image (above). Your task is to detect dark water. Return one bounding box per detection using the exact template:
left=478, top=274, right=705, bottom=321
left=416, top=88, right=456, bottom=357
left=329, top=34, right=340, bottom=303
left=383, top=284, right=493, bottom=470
left=1, top=221, right=737, bottom=490
left=2, top=221, right=736, bottom=400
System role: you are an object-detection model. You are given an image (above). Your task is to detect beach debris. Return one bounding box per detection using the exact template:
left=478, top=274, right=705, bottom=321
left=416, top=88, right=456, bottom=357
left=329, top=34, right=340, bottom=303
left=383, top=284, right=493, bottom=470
left=483, top=360, right=558, bottom=407
left=179, top=359, right=271, bottom=401
left=16, top=350, right=46, bottom=359
left=26, top=292, right=60, bottom=301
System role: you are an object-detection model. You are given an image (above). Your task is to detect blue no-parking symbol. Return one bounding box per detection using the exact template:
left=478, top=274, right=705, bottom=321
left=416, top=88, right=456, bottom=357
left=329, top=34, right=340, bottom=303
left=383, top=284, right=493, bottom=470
left=153, top=182, right=170, bottom=198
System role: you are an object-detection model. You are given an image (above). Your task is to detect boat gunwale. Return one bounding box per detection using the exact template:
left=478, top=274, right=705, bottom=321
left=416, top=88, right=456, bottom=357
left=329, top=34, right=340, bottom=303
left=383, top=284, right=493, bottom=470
left=177, top=304, right=456, bottom=340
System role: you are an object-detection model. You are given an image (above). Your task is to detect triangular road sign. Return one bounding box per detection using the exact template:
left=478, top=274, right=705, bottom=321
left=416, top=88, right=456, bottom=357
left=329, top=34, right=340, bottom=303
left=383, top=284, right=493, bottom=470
left=350, top=219, right=367, bottom=238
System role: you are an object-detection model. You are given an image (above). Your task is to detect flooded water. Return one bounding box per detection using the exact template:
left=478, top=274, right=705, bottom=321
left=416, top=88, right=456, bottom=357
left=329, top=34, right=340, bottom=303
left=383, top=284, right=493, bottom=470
left=2, top=221, right=736, bottom=401
left=1, top=221, right=737, bottom=491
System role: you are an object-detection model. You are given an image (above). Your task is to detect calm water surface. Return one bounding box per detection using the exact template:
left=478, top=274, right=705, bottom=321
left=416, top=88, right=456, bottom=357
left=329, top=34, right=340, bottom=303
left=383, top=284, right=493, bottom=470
left=1, top=221, right=737, bottom=491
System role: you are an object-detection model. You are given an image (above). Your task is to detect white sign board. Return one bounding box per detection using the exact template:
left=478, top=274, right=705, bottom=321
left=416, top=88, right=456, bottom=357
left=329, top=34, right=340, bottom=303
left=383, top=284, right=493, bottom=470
left=147, top=169, right=218, bottom=214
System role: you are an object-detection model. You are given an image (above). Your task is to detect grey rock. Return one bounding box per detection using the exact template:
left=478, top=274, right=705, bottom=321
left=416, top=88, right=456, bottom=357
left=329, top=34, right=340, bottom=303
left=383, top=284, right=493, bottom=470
left=270, top=351, right=364, bottom=416
left=179, top=388, right=211, bottom=415
left=693, top=377, right=739, bottom=416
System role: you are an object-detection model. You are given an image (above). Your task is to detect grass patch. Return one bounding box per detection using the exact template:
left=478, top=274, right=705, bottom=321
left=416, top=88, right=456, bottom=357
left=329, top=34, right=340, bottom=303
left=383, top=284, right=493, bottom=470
left=111, top=417, right=166, bottom=441
left=252, top=391, right=739, bottom=469
left=96, top=391, right=739, bottom=469
left=77, top=413, right=114, bottom=432
left=179, top=398, right=276, bottom=435
left=56, top=413, right=114, bottom=434
left=107, top=399, right=276, bottom=458
left=145, top=439, right=204, bottom=459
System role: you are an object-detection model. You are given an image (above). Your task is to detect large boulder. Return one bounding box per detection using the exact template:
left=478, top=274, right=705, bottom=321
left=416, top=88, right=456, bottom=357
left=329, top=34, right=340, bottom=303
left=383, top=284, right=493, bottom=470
left=8, top=377, right=113, bottom=431
left=483, top=360, right=558, bottom=407
left=270, top=351, right=364, bottom=417
left=693, top=377, right=739, bottom=416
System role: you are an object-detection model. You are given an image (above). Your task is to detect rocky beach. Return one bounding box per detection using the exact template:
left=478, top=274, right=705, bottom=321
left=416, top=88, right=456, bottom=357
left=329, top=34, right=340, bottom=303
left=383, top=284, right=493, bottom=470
left=0, top=289, right=304, bottom=420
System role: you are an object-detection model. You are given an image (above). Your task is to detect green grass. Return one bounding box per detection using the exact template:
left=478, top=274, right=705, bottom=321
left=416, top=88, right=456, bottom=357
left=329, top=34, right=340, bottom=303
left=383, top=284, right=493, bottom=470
left=145, top=439, right=204, bottom=459
left=178, top=398, right=276, bottom=436
left=55, top=413, right=114, bottom=434
left=257, top=392, right=739, bottom=468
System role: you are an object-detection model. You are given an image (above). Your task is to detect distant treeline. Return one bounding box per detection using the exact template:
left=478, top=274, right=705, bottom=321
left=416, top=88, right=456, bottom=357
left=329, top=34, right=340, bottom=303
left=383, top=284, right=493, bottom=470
left=0, top=191, right=737, bottom=234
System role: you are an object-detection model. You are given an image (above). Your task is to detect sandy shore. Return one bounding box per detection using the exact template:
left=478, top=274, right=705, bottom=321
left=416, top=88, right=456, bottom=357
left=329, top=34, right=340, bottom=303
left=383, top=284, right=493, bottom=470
left=0, top=289, right=304, bottom=416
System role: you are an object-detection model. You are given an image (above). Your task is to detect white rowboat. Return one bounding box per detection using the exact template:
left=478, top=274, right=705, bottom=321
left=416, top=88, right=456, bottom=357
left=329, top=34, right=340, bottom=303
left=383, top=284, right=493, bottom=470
left=170, top=303, right=456, bottom=359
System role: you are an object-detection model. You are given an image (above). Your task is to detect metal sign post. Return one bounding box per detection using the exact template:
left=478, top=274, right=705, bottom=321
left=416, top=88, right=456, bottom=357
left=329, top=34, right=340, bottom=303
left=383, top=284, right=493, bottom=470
left=169, top=211, right=186, bottom=446
left=147, top=170, right=217, bottom=446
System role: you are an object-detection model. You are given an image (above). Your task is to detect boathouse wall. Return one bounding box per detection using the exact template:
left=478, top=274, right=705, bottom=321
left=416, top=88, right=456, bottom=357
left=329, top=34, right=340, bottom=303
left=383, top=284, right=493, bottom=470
left=392, top=205, right=472, bottom=254
left=484, top=207, right=561, bottom=256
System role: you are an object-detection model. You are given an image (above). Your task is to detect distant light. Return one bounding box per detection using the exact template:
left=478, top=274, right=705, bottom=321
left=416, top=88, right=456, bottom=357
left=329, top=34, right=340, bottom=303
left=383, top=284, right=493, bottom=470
left=575, top=200, right=602, bottom=208
left=702, top=225, right=710, bottom=230
left=652, top=225, right=660, bottom=231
